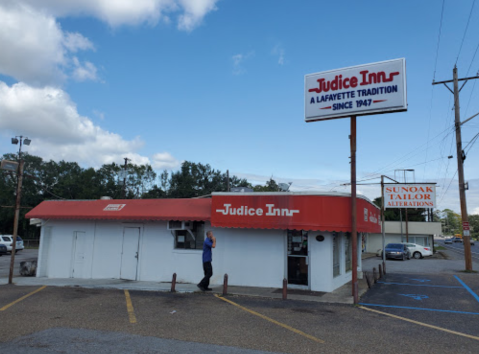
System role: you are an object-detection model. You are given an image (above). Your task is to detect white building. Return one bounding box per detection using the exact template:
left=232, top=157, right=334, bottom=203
left=26, top=192, right=381, bottom=292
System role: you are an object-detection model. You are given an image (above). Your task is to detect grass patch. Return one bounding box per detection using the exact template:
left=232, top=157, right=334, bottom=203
left=435, top=246, right=446, bottom=250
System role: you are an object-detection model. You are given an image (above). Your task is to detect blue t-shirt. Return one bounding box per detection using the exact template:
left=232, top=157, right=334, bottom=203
left=202, top=237, right=213, bottom=263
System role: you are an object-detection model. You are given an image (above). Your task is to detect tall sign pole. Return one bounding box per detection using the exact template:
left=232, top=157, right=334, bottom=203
left=350, top=116, right=358, bottom=303
left=305, top=58, right=407, bottom=304
left=433, top=66, right=479, bottom=271
left=381, top=176, right=386, bottom=271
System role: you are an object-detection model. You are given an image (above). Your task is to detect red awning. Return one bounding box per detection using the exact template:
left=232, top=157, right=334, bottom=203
left=26, top=199, right=211, bottom=221
left=211, top=193, right=381, bottom=233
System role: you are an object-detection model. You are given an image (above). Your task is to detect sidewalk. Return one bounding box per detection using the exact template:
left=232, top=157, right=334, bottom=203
left=0, top=276, right=368, bottom=305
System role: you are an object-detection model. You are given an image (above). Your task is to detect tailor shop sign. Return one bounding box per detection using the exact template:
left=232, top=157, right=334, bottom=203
left=305, top=58, right=407, bottom=122
left=383, top=184, right=436, bottom=209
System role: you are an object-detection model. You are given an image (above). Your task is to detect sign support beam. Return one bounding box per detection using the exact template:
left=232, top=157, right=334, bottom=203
left=350, top=116, right=358, bottom=304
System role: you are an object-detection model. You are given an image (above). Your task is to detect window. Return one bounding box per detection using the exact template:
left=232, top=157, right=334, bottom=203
left=174, top=222, right=205, bottom=249
left=345, top=232, right=352, bottom=272
left=333, top=232, right=340, bottom=277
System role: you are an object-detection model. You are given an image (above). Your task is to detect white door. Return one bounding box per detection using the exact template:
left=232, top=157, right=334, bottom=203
left=71, top=231, right=86, bottom=278
left=120, top=227, right=140, bottom=280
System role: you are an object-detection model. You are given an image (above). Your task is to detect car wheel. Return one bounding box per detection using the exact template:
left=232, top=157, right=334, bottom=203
left=413, top=252, right=421, bottom=259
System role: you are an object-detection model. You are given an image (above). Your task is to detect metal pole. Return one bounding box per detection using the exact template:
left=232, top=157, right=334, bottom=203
left=381, top=176, right=386, bottom=270
left=226, top=170, right=230, bottom=192
left=452, top=66, right=473, bottom=271
left=405, top=208, right=409, bottom=242
left=122, top=157, right=129, bottom=199
left=403, top=170, right=409, bottom=242
left=9, top=159, right=24, bottom=284
left=350, top=116, right=358, bottom=304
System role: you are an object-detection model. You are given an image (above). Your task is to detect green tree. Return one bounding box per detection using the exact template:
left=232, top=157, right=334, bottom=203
left=253, top=178, right=280, bottom=192
left=469, top=214, right=479, bottom=240
left=167, top=161, right=249, bottom=198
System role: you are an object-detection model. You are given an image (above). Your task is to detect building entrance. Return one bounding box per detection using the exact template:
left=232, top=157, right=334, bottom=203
left=287, top=230, right=308, bottom=286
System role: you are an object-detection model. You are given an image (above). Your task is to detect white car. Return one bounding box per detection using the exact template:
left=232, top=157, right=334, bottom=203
left=402, top=242, right=432, bottom=259
left=0, top=235, right=24, bottom=253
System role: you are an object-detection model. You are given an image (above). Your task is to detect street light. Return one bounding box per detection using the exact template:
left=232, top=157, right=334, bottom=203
left=8, top=136, right=32, bottom=284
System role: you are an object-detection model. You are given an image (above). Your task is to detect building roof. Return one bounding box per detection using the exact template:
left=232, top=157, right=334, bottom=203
left=26, top=199, right=212, bottom=221
left=26, top=193, right=381, bottom=233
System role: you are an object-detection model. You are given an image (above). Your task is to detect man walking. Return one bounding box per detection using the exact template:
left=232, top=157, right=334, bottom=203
left=197, top=231, right=216, bottom=291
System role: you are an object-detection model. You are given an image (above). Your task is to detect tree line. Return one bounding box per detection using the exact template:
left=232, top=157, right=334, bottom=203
left=0, top=153, right=283, bottom=238
left=3, top=152, right=476, bottom=240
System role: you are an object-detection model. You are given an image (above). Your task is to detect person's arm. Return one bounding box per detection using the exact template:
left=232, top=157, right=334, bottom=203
left=212, top=236, right=216, bottom=248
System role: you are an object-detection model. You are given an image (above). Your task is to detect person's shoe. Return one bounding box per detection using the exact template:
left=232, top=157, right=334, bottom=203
left=197, top=284, right=206, bottom=291
left=205, top=288, right=213, bottom=291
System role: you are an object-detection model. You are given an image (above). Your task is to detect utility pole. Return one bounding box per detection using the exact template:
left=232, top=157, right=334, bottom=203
left=433, top=66, right=479, bottom=271
left=9, top=136, right=31, bottom=284
left=9, top=159, right=24, bottom=284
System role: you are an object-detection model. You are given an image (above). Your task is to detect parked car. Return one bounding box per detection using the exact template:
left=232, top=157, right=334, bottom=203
left=381, top=243, right=410, bottom=261
left=0, top=244, right=7, bottom=256
left=402, top=242, right=433, bottom=259
left=444, top=238, right=453, bottom=244
left=0, top=235, right=24, bottom=253
left=470, top=239, right=475, bottom=246
left=453, top=237, right=463, bottom=243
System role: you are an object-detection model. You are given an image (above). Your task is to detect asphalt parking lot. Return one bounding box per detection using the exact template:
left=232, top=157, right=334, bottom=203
left=360, top=273, right=479, bottom=337
left=1, top=248, right=479, bottom=353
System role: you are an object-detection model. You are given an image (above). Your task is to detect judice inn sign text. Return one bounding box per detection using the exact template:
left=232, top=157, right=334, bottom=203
left=216, top=204, right=300, bottom=217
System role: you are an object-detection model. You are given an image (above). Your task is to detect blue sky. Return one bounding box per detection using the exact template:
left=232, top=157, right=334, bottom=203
left=1, top=0, right=479, bottom=214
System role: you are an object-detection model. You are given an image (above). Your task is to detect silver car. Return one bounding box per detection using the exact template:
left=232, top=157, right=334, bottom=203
left=0, top=235, right=24, bottom=253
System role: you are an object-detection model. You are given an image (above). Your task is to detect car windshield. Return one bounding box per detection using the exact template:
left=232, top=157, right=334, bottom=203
left=386, top=244, right=402, bottom=249
left=16, top=236, right=22, bottom=241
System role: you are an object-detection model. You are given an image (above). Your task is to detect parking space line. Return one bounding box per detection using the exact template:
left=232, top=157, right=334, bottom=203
left=454, top=275, right=479, bottom=303
left=214, top=295, right=324, bottom=344
left=0, top=286, right=47, bottom=312
left=377, top=281, right=462, bottom=289
left=359, top=305, right=479, bottom=341
left=124, top=290, right=137, bottom=324
left=358, top=303, right=479, bottom=315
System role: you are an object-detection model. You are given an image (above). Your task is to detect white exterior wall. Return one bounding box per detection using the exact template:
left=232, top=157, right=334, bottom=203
left=37, top=220, right=353, bottom=292
left=309, top=231, right=335, bottom=291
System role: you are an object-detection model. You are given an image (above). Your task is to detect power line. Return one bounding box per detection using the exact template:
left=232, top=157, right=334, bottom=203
left=433, top=0, right=446, bottom=81
left=456, top=0, right=476, bottom=65
left=439, top=170, right=458, bottom=206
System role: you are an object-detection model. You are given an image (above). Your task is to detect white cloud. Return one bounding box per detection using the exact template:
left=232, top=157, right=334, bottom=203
left=0, top=3, right=65, bottom=86
left=72, top=57, right=98, bottom=82
left=20, top=0, right=219, bottom=28
left=152, top=152, right=181, bottom=170
left=177, top=0, right=218, bottom=31
left=63, top=32, right=95, bottom=53
left=0, top=1, right=219, bottom=85
left=272, top=44, right=285, bottom=65
left=0, top=81, right=149, bottom=167
left=232, top=51, right=254, bottom=75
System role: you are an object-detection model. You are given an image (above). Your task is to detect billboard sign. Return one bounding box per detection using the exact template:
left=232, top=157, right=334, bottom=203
left=383, top=184, right=436, bottom=209
left=305, top=58, right=407, bottom=122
